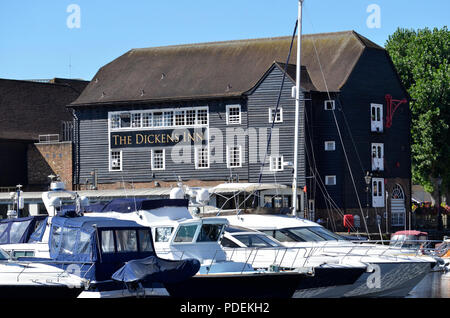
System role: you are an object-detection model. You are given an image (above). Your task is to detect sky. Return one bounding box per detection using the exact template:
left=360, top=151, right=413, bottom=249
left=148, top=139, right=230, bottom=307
left=0, top=0, right=448, bottom=81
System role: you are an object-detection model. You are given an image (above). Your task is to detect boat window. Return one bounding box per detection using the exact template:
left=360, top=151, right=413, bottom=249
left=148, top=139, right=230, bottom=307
left=138, top=230, right=154, bottom=252
left=197, top=224, right=223, bottom=242
left=101, top=230, right=115, bottom=253
left=234, top=234, right=281, bottom=247
left=0, top=249, right=9, bottom=260
left=60, top=227, right=77, bottom=254
left=308, top=227, right=343, bottom=241
left=174, top=224, right=198, bottom=243
left=221, top=237, right=240, bottom=248
left=29, top=218, right=47, bottom=243
left=51, top=225, right=62, bottom=250
left=288, top=228, right=328, bottom=242
left=77, top=231, right=92, bottom=255
left=0, top=223, right=9, bottom=244
left=273, top=230, right=298, bottom=243
left=10, top=220, right=32, bottom=243
left=116, top=230, right=138, bottom=252
left=155, top=227, right=173, bottom=242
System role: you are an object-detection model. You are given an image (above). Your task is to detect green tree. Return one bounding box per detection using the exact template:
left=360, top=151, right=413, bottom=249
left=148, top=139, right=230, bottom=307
left=385, top=27, right=449, bottom=199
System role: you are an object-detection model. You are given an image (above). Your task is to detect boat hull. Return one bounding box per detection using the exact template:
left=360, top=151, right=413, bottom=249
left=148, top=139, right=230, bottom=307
left=164, top=272, right=304, bottom=298
left=0, top=284, right=83, bottom=299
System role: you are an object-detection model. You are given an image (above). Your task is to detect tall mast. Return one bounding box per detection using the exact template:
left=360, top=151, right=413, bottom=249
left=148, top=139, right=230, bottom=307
left=292, top=0, right=304, bottom=217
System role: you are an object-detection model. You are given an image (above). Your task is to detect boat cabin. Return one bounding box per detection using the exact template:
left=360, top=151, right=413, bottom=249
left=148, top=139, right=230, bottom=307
left=389, top=230, right=429, bottom=249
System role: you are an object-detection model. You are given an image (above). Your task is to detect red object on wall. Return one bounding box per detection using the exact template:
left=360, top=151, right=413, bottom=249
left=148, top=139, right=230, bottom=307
left=343, top=214, right=354, bottom=233
left=385, top=94, right=407, bottom=128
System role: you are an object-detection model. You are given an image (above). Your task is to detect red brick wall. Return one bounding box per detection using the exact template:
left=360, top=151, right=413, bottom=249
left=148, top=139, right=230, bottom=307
left=27, top=142, right=72, bottom=190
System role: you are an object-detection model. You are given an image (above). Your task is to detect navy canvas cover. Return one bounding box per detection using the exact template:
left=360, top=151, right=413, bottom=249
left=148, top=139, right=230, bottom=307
left=98, top=198, right=189, bottom=213
left=112, top=256, right=200, bottom=284
left=0, top=216, right=47, bottom=244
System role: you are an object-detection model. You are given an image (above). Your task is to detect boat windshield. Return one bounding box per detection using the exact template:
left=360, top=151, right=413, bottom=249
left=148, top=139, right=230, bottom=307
left=263, top=226, right=344, bottom=243
left=233, top=234, right=283, bottom=248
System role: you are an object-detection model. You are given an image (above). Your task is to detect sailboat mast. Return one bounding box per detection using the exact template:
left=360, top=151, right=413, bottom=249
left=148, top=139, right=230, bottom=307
left=292, top=0, right=304, bottom=217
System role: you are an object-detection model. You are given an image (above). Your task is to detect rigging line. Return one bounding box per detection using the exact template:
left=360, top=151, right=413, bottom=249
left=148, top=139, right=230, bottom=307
left=257, top=19, right=298, bottom=185
left=336, top=96, right=366, bottom=175
left=305, top=11, right=370, bottom=237
left=331, top=109, right=370, bottom=238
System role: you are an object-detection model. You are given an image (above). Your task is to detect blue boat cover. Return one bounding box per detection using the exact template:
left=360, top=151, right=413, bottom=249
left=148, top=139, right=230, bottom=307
left=112, top=256, right=200, bottom=284
left=0, top=216, right=47, bottom=244
left=97, top=198, right=189, bottom=213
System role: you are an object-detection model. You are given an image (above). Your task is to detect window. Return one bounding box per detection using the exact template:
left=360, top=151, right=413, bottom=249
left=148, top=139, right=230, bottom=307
left=197, top=224, right=223, bottom=242
left=164, top=111, right=173, bottom=126
left=371, top=103, right=383, bottom=132
left=60, top=227, right=77, bottom=254
left=175, top=110, right=185, bottom=126
left=269, top=155, right=284, bottom=171
left=269, top=108, right=283, bottom=123
left=186, top=109, right=196, bottom=126
left=151, top=149, right=165, bottom=170
left=101, top=230, right=115, bottom=253
left=197, top=109, right=208, bottom=125
left=195, top=147, right=210, bottom=169
left=153, top=112, right=163, bottom=127
left=77, top=231, right=92, bottom=255
left=116, top=230, right=138, bottom=252
left=227, top=145, right=242, bottom=168
left=155, top=227, right=174, bottom=242
left=372, top=178, right=385, bottom=207
left=221, top=237, right=240, bottom=248
left=226, top=105, right=241, bottom=125
left=324, top=100, right=335, bottom=110
left=120, top=113, right=131, bottom=128
left=324, top=141, right=336, bottom=151
left=142, top=113, right=152, bottom=127
left=110, top=114, right=121, bottom=129
left=110, top=151, right=122, bottom=171
left=138, top=230, right=154, bottom=252
left=50, top=226, right=62, bottom=251
left=131, top=113, right=141, bottom=128
left=371, top=143, right=384, bottom=171
left=174, top=224, right=198, bottom=243
left=325, top=175, right=336, bottom=185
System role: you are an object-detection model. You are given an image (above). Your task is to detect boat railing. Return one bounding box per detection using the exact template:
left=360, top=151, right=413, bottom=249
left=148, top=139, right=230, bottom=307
left=10, top=260, right=94, bottom=286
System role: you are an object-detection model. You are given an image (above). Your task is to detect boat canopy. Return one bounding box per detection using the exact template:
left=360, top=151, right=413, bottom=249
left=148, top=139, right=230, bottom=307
left=99, top=198, right=189, bottom=213
left=209, top=183, right=288, bottom=194
left=0, top=216, right=47, bottom=244
left=392, top=230, right=428, bottom=237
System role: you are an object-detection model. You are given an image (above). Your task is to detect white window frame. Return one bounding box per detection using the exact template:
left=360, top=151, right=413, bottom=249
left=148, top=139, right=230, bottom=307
left=195, top=146, right=210, bottom=169
left=269, top=155, right=284, bottom=172
left=371, top=143, right=384, bottom=171
left=151, top=149, right=165, bottom=171
left=108, top=106, right=209, bottom=131
left=325, top=175, right=336, bottom=186
left=268, top=107, right=283, bottom=123
left=324, top=100, right=335, bottom=110
left=372, top=178, right=385, bottom=207
left=110, top=150, right=122, bottom=172
left=226, top=145, right=242, bottom=168
left=324, top=141, right=336, bottom=151
left=371, top=103, right=384, bottom=132
left=226, top=105, right=241, bottom=125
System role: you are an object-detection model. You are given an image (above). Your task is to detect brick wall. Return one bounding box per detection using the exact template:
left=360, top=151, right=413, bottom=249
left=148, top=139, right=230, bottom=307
left=27, top=142, right=72, bottom=190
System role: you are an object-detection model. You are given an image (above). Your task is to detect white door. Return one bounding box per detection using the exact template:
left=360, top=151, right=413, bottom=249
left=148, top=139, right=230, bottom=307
left=372, top=178, right=385, bottom=207
left=371, top=104, right=383, bottom=132
left=391, top=184, right=406, bottom=226
left=371, top=143, right=384, bottom=171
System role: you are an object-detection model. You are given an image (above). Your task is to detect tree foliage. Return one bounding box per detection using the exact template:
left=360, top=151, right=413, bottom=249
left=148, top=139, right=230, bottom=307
left=385, top=27, right=449, bottom=195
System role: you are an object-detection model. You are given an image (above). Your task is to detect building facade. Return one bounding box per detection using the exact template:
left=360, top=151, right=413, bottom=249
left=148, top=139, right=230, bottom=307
left=68, top=31, right=411, bottom=233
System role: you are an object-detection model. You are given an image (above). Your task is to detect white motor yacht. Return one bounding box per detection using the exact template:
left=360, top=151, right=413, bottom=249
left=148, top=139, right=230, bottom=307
left=220, top=213, right=437, bottom=297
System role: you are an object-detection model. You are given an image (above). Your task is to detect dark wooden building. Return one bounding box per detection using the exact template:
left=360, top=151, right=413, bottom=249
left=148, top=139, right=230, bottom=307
left=69, top=31, right=411, bottom=232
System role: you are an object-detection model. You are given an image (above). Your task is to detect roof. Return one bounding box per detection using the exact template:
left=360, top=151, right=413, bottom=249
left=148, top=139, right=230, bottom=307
left=70, top=31, right=384, bottom=107
left=0, top=78, right=89, bottom=140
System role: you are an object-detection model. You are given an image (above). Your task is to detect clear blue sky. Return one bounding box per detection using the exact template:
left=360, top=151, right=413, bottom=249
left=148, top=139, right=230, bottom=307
left=0, top=0, right=448, bottom=81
